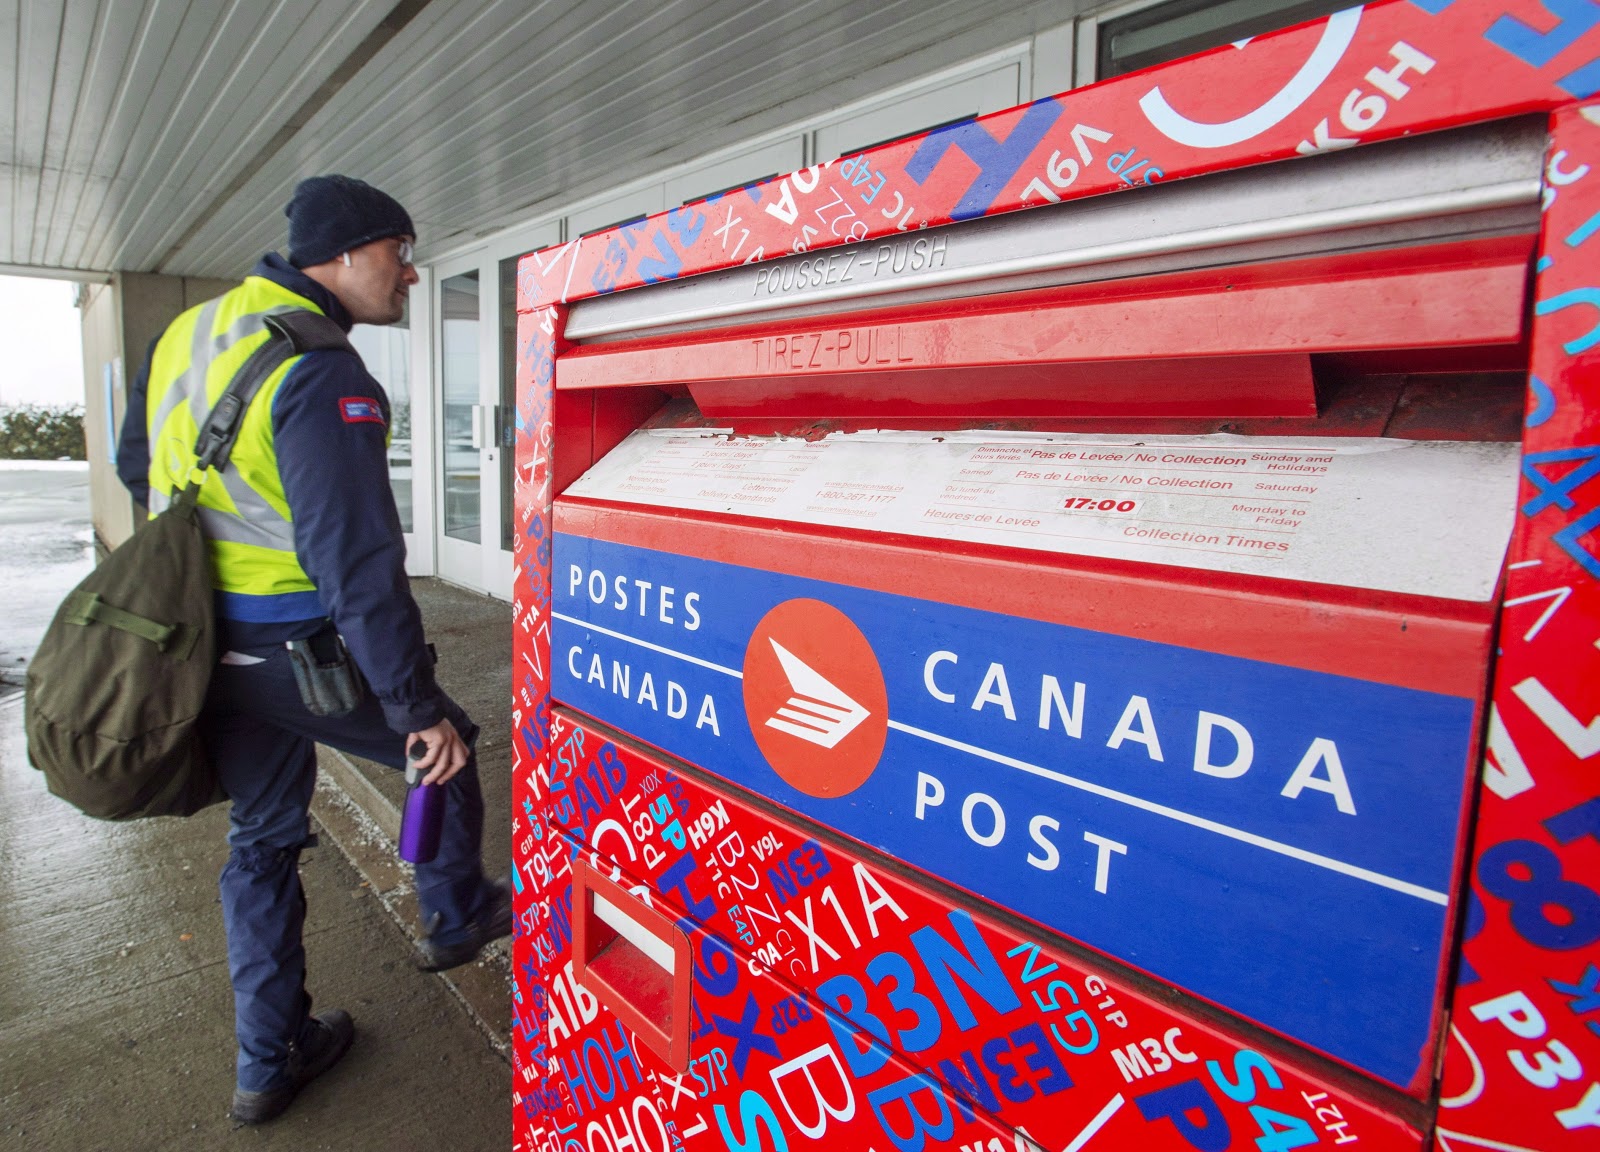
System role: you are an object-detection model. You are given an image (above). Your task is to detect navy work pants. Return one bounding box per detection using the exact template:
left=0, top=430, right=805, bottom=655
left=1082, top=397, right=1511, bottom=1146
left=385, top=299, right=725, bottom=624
left=201, top=646, right=494, bottom=1092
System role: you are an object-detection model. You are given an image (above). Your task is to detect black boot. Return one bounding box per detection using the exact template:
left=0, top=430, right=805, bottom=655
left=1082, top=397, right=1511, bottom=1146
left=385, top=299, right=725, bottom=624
left=229, top=1009, right=355, bottom=1125
left=414, top=881, right=513, bottom=972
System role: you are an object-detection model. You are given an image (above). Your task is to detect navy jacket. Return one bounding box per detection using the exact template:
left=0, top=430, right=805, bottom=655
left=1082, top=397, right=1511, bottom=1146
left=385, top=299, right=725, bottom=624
left=117, top=255, right=444, bottom=735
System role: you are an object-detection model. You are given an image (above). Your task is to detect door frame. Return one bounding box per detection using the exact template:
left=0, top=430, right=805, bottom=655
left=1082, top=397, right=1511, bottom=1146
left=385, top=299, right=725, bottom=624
left=433, top=247, right=496, bottom=593
left=402, top=263, right=436, bottom=577
left=482, top=219, right=563, bottom=600
left=426, top=218, right=562, bottom=599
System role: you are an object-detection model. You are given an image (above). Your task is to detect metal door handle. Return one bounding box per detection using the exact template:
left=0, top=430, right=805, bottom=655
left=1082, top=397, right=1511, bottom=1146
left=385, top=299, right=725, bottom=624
left=573, top=856, right=693, bottom=1072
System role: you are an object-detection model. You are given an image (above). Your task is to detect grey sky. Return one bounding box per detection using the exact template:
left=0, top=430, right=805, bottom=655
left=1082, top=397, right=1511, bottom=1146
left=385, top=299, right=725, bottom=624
left=0, top=277, right=85, bottom=409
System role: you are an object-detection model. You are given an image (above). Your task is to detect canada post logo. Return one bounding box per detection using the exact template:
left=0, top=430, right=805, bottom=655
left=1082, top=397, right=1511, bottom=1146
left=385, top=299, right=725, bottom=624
left=741, top=599, right=887, bottom=798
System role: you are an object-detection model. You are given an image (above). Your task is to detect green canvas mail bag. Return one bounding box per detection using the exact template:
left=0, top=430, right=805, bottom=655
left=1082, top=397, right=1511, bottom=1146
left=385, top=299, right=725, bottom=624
left=24, top=310, right=349, bottom=819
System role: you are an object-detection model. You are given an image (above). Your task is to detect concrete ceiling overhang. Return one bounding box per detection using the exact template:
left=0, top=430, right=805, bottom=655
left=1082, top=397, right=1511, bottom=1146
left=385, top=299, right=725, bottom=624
left=3, top=0, right=1083, bottom=281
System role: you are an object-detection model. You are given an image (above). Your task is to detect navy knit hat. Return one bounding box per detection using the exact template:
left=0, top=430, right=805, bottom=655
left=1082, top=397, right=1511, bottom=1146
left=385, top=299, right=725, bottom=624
left=284, top=175, right=414, bottom=268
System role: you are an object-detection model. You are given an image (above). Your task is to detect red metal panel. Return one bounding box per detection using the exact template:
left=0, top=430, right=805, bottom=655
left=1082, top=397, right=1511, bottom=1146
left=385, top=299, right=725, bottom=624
left=549, top=388, right=677, bottom=504
left=558, top=239, right=1530, bottom=423
left=1435, top=103, right=1600, bottom=1152
left=592, top=389, right=670, bottom=486
left=685, top=354, right=1315, bottom=420
left=640, top=371, right=1526, bottom=441
left=550, top=388, right=595, bottom=502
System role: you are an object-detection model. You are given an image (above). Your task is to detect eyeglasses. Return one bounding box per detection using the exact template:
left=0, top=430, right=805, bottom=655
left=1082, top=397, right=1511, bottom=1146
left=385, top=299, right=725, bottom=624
left=341, top=237, right=415, bottom=268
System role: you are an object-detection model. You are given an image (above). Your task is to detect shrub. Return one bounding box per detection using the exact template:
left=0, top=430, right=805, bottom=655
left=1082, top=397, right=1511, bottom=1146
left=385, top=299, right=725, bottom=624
left=0, top=405, right=87, bottom=460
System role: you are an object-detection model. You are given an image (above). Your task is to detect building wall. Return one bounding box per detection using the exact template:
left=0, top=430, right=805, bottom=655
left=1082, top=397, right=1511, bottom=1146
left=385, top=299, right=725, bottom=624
left=78, top=281, right=130, bottom=554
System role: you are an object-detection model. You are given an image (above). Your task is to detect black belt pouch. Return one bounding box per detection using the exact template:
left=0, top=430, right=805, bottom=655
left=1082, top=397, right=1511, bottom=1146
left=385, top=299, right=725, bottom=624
left=284, top=625, right=367, bottom=717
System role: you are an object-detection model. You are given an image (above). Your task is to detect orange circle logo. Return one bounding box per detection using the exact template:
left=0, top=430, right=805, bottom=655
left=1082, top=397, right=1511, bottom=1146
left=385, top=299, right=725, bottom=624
left=742, top=599, right=888, bottom=799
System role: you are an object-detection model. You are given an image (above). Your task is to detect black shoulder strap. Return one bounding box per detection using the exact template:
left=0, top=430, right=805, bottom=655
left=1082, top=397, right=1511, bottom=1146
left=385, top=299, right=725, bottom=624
left=189, top=310, right=353, bottom=475
left=265, top=310, right=353, bottom=357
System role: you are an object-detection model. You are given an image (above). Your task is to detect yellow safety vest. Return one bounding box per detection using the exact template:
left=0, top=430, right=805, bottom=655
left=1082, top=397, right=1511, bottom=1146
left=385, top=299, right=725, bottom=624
left=145, top=276, right=325, bottom=609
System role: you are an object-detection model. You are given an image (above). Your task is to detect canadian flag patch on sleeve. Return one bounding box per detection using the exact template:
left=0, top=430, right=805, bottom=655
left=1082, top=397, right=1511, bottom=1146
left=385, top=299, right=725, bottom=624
left=339, top=397, right=385, bottom=425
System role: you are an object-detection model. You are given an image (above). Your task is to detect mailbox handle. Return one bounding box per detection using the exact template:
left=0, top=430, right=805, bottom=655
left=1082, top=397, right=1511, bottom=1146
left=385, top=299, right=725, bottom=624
left=572, top=856, right=694, bottom=1072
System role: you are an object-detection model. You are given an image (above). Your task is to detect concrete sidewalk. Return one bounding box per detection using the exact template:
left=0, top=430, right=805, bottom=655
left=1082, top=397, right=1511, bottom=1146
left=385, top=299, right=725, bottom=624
left=0, top=695, right=510, bottom=1150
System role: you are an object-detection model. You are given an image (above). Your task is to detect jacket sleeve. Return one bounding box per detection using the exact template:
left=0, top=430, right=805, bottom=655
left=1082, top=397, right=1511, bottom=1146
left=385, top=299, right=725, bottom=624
left=115, top=339, right=158, bottom=508
left=272, top=351, right=446, bottom=735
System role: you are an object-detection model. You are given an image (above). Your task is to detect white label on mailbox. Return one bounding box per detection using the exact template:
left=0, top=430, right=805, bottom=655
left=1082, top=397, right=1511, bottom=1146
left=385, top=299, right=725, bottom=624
left=567, top=429, right=1520, bottom=602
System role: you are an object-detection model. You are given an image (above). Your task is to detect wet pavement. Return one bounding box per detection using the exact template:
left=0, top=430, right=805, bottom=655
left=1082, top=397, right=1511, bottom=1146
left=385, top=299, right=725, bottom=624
left=0, top=465, right=512, bottom=1150
left=0, top=463, right=94, bottom=703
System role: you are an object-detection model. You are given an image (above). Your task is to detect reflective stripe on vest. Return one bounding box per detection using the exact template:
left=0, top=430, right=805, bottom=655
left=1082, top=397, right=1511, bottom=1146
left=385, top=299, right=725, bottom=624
left=146, top=276, right=325, bottom=600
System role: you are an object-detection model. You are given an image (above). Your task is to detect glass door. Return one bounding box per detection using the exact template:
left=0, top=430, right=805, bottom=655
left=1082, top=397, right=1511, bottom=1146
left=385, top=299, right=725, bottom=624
left=430, top=222, right=560, bottom=598
left=435, top=257, right=496, bottom=591
left=348, top=312, right=414, bottom=535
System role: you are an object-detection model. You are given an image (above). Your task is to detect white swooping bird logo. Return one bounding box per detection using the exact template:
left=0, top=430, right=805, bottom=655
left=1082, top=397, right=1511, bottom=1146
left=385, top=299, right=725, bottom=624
left=763, top=639, right=870, bottom=749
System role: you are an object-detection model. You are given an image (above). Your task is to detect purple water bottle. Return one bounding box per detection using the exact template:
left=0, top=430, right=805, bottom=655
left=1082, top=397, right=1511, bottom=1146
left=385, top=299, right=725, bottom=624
left=399, top=740, right=445, bottom=864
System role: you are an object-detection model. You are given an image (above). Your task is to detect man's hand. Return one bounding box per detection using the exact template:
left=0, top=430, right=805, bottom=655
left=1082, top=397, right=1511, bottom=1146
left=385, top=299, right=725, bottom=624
left=405, top=718, right=469, bottom=785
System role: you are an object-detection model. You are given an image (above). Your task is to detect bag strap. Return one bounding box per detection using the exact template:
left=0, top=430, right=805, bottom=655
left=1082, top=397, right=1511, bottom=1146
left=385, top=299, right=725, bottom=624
left=187, top=310, right=353, bottom=478
left=187, top=308, right=353, bottom=473
left=63, top=590, right=201, bottom=659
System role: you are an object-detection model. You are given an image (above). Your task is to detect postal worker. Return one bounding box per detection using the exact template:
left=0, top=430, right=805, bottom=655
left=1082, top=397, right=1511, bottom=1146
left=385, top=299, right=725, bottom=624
left=116, top=175, right=510, bottom=1125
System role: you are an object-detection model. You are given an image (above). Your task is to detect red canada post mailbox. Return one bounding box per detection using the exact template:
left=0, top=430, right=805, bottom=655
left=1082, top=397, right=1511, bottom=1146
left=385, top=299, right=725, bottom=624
left=509, top=4, right=1600, bottom=1150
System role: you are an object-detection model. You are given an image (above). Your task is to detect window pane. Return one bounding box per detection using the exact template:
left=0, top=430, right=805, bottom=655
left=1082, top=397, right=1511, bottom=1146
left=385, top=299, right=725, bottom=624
left=441, top=271, right=481, bottom=544
left=1098, top=0, right=1353, bottom=79
left=348, top=312, right=412, bottom=532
